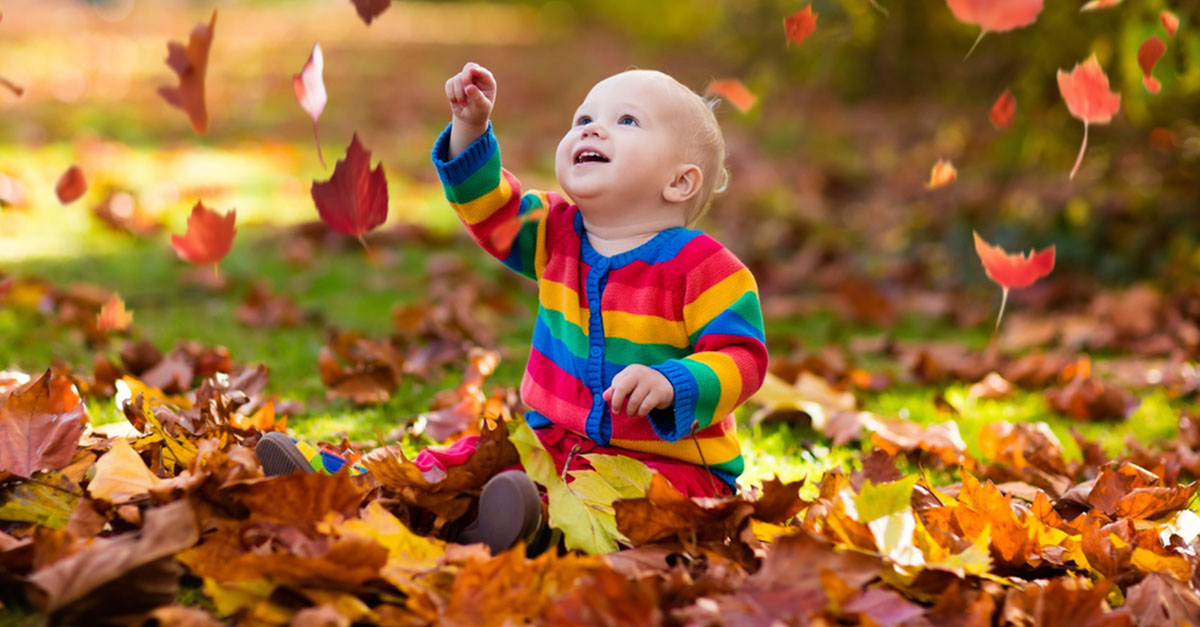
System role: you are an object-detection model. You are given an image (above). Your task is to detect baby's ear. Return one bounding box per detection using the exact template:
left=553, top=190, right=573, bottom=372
left=662, top=164, right=703, bottom=204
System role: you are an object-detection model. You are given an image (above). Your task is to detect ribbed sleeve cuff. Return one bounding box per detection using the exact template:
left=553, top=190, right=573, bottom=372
left=431, top=122, right=496, bottom=186
left=649, top=360, right=697, bottom=442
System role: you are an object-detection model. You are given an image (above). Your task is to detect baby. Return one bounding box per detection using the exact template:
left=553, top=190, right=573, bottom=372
left=258, top=63, right=768, bottom=556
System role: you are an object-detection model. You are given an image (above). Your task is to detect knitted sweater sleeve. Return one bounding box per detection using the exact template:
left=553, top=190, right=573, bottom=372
left=432, top=123, right=560, bottom=281
left=648, top=243, right=768, bottom=441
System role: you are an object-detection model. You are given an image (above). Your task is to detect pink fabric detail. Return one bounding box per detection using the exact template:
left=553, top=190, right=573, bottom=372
left=413, top=435, right=481, bottom=472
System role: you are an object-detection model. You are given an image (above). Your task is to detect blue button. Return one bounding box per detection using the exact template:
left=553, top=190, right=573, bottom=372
left=589, top=346, right=602, bottom=357
left=594, top=396, right=604, bottom=407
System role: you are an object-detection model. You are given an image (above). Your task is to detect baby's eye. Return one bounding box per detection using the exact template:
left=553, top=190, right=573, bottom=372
left=618, top=115, right=638, bottom=126
left=575, top=115, right=592, bottom=126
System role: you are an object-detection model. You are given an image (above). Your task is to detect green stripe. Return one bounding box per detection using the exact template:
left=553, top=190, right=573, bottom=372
left=680, top=358, right=722, bottom=428
left=540, top=305, right=588, bottom=358
left=604, top=336, right=690, bottom=366
left=688, top=290, right=762, bottom=344
left=517, top=220, right=538, bottom=279
left=441, top=150, right=503, bottom=204
left=711, top=454, right=744, bottom=476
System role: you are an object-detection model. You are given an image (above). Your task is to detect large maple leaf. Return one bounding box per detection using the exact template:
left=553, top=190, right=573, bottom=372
left=1057, top=56, right=1121, bottom=179
left=157, top=9, right=217, bottom=134
left=0, top=370, right=87, bottom=478
left=170, top=201, right=237, bottom=269
left=973, top=231, right=1055, bottom=331
left=946, top=0, right=1044, bottom=58
left=311, top=133, right=389, bottom=251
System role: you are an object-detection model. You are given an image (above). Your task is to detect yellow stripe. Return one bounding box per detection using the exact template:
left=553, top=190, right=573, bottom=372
left=539, top=279, right=587, bottom=331
left=532, top=194, right=550, bottom=279
left=601, top=311, right=690, bottom=348
left=451, top=174, right=514, bottom=225
left=690, top=351, right=742, bottom=419
left=683, top=267, right=754, bottom=331
left=609, top=431, right=740, bottom=466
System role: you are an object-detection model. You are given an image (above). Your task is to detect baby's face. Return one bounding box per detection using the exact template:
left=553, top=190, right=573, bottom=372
left=555, top=72, right=691, bottom=213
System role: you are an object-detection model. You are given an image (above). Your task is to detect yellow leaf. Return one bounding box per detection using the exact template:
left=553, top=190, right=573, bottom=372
left=88, top=438, right=161, bottom=502
left=1131, top=547, right=1191, bottom=582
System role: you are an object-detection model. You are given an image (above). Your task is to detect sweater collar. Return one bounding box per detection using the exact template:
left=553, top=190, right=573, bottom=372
left=574, top=210, right=685, bottom=269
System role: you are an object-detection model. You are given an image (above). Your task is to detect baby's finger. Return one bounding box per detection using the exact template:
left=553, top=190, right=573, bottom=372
left=636, top=392, right=661, bottom=417
left=608, top=381, right=630, bottom=416
left=625, top=385, right=650, bottom=416
left=469, top=65, right=497, bottom=91
left=453, top=79, right=466, bottom=108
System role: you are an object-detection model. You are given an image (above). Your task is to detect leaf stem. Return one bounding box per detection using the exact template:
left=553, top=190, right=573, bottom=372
left=313, top=121, right=326, bottom=169
left=964, top=29, right=987, bottom=60
left=994, top=287, right=1009, bottom=334
left=1070, top=121, right=1089, bottom=180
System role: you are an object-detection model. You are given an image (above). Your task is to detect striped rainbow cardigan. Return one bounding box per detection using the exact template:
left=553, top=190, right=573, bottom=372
left=433, top=124, right=768, bottom=486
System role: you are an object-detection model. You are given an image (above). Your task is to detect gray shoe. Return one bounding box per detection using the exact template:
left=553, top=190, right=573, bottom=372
left=458, top=470, right=543, bottom=555
left=255, top=432, right=315, bottom=476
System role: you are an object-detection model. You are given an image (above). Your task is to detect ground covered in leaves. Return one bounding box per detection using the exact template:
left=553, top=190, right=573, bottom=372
left=2, top=0, right=1200, bottom=625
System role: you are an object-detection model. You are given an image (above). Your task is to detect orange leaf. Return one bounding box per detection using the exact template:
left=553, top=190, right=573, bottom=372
left=170, top=201, right=236, bottom=267
left=946, top=0, right=1044, bottom=57
left=705, top=79, right=757, bottom=113
left=1138, top=36, right=1167, bottom=94
left=294, top=43, right=327, bottom=167
left=55, top=166, right=86, bottom=205
left=972, top=232, right=1055, bottom=290
left=1161, top=10, right=1179, bottom=37
left=925, top=159, right=957, bottom=189
left=989, top=89, right=1016, bottom=129
left=1057, top=56, right=1120, bottom=179
left=784, top=5, right=818, bottom=48
left=0, top=370, right=87, bottom=478
left=96, top=293, right=133, bottom=334
left=311, top=133, right=389, bottom=249
left=1079, top=0, right=1121, bottom=11
left=157, top=9, right=217, bottom=134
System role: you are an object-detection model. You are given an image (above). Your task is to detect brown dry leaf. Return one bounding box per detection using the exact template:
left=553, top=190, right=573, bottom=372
left=977, top=421, right=1071, bottom=496
left=55, top=166, right=87, bottom=205
left=87, top=438, right=162, bottom=503
left=319, top=330, right=404, bottom=405
left=1087, top=462, right=1197, bottom=520
left=26, top=500, right=200, bottom=620
left=1000, top=577, right=1131, bottom=626
left=1124, top=571, right=1200, bottom=627
left=351, top=0, right=391, bottom=25
left=146, top=605, right=223, bottom=627
left=968, top=372, right=1016, bottom=400
left=1045, top=370, right=1138, bottom=421
left=158, top=9, right=218, bottom=134
left=235, top=281, right=304, bottom=328
left=92, top=191, right=162, bottom=237
left=0, top=370, right=88, bottom=478
left=614, top=473, right=755, bottom=547
left=541, top=567, right=663, bottom=626
left=232, top=469, right=364, bottom=532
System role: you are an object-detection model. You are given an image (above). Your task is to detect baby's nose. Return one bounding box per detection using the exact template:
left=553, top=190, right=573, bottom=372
left=581, top=123, right=606, bottom=138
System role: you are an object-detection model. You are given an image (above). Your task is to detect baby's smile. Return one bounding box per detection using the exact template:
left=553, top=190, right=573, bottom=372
left=573, top=148, right=610, bottom=165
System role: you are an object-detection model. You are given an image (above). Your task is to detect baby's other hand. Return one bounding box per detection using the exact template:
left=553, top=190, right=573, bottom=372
left=445, top=62, right=496, bottom=128
left=603, top=365, right=674, bottom=418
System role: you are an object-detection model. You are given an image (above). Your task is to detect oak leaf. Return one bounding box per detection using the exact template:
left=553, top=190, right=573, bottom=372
left=311, top=133, right=389, bottom=250
left=1057, top=56, right=1121, bottom=179
left=0, top=370, right=87, bottom=478
left=1138, top=36, right=1167, bottom=94
left=158, top=9, right=217, bottom=134
left=705, top=79, right=757, bottom=113
left=55, top=166, right=86, bottom=205
left=784, top=6, right=818, bottom=48
left=171, top=201, right=236, bottom=269
left=294, top=42, right=328, bottom=167
left=945, top=0, right=1044, bottom=58
left=990, top=89, right=1016, bottom=129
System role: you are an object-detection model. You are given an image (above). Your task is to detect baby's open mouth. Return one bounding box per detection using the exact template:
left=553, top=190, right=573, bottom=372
left=573, top=149, right=610, bottom=165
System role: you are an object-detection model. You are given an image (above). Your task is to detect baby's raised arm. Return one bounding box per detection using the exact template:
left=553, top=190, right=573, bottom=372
left=444, top=62, right=496, bottom=159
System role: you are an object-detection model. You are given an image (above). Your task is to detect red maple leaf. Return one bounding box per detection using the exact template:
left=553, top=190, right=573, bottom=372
left=171, top=201, right=237, bottom=269
left=946, top=0, right=1044, bottom=58
left=784, top=6, right=818, bottom=48
left=990, top=89, right=1016, bottom=129
left=55, top=165, right=86, bottom=205
left=973, top=231, right=1055, bottom=331
left=158, top=9, right=217, bottom=134
left=311, top=133, right=389, bottom=250
left=1057, top=56, right=1121, bottom=179
left=1138, top=36, right=1167, bottom=94
left=0, top=370, right=87, bottom=478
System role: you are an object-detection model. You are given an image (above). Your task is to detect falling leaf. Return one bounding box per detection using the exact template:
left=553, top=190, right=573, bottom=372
left=0, top=75, right=23, bottom=97
left=351, top=0, right=391, bottom=25
left=925, top=159, right=957, bottom=189
left=784, top=6, right=818, bottom=48
left=1161, top=10, right=1179, bottom=37
left=158, top=9, right=217, bottom=134
left=0, top=370, right=87, bottom=478
left=1057, top=56, right=1121, bottom=179
left=1079, top=0, right=1121, bottom=11
left=55, top=166, right=86, bottom=205
left=170, top=201, right=237, bottom=269
left=973, top=231, right=1055, bottom=331
left=87, top=438, right=162, bottom=503
left=294, top=42, right=327, bottom=167
left=705, top=79, right=757, bottom=113
left=0, top=173, right=29, bottom=207
left=945, top=0, right=1044, bottom=58
left=96, top=293, right=132, bottom=334
left=311, top=133, right=389, bottom=250
left=990, top=89, right=1016, bottom=128
left=1138, top=36, right=1167, bottom=94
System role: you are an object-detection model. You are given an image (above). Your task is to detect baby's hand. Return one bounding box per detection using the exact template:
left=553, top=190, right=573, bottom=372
left=445, top=62, right=496, bottom=128
left=603, top=365, right=674, bottom=418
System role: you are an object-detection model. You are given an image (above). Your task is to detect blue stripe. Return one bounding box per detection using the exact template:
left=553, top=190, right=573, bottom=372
left=694, top=309, right=766, bottom=343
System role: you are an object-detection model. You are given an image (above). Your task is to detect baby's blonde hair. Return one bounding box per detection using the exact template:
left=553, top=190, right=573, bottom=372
left=618, top=69, right=728, bottom=227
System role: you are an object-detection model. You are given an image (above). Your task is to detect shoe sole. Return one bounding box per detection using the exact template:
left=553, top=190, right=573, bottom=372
left=256, top=432, right=315, bottom=476
left=459, top=470, right=541, bottom=555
